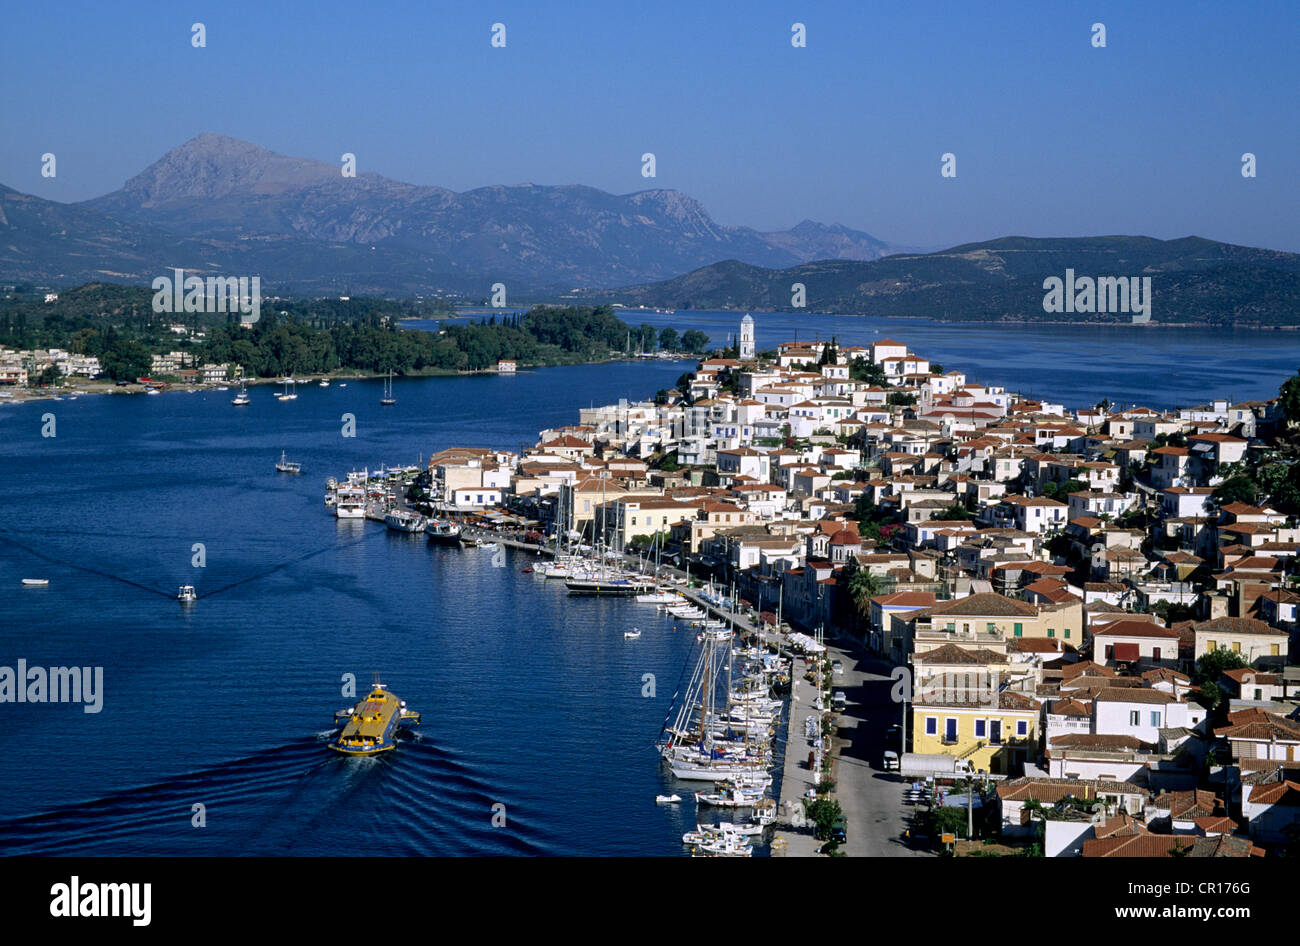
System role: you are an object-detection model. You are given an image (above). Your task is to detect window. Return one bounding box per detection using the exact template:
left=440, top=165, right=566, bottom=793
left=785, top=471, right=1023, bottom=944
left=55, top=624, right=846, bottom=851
left=1232, top=641, right=1241, bottom=653
left=1254, top=689, right=1262, bottom=700
left=1129, top=711, right=1140, bottom=726
left=1064, top=629, right=1071, bottom=639
left=1207, top=639, right=1217, bottom=651
left=1013, top=622, right=1023, bottom=635
left=974, top=719, right=986, bottom=738
left=1149, top=711, right=1161, bottom=727
left=1048, top=628, right=1055, bottom=638
left=631, top=517, right=637, bottom=526
left=1271, top=644, right=1280, bottom=656
left=945, top=622, right=955, bottom=632
left=944, top=718, right=958, bottom=743
left=925, top=717, right=937, bottom=736
left=987, top=622, right=997, bottom=634
left=1016, top=720, right=1028, bottom=737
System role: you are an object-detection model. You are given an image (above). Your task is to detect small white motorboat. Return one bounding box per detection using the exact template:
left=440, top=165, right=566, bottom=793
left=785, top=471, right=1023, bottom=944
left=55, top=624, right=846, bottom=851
left=624, top=628, right=642, bottom=639
left=177, top=584, right=197, bottom=603
left=21, top=578, right=49, bottom=586
left=655, top=794, right=682, bottom=804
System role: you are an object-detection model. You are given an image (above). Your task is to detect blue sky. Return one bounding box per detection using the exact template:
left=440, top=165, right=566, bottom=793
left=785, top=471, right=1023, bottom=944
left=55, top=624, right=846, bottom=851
left=2, top=0, right=1297, bottom=251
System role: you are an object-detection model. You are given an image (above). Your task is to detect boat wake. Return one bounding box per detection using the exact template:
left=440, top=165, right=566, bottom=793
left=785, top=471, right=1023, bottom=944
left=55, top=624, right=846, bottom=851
left=0, top=736, right=555, bottom=856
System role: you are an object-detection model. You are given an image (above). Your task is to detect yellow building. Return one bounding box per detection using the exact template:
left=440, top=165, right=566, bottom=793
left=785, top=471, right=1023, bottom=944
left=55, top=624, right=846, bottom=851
left=911, top=689, right=1039, bottom=776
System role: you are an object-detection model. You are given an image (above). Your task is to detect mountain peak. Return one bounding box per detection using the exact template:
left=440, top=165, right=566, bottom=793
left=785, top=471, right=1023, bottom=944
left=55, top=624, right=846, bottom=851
left=121, top=133, right=340, bottom=204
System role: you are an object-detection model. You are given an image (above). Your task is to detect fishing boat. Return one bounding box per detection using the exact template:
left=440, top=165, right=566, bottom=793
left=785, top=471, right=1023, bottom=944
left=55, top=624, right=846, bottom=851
left=21, top=578, right=49, bottom=586
left=692, top=835, right=753, bottom=857
left=424, top=518, right=462, bottom=545
left=380, top=370, right=396, bottom=406
left=384, top=509, right=426, bottom=533
left=330, top=677, right=420, bottom=755
left=177, top=585, right=197, bottom=603
left=694, top=787, right=767, bottom=808
left=275, top=451, right=302, bottom=474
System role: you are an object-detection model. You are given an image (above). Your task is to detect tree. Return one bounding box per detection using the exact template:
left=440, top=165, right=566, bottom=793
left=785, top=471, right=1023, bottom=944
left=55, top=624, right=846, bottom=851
left=1280, top=369, right=1300, bottom=425
left=1213, top=473, right=1261, bottom=507
left=931, top=502, right=971, bottom=521
left=849, top=357, right=887, bottom=386
left=657, top=327, right=680, bottom=351
left=680, top=330, right=709, bottom=354
left=101, top=339, right=152, bottom=381
left=805, top=798, right=844, bottom=840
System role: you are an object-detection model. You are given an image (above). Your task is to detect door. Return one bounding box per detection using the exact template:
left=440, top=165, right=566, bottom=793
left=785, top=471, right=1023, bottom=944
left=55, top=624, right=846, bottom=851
left=990, top=720, right=1002, bottom=745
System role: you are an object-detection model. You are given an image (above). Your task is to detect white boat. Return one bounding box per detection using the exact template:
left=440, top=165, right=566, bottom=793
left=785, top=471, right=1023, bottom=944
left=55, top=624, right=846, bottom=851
left=384, top=509, right=426, bottom=533
left=231, top=382, right=251, bottom=406
left=335, top=486, right=366, bottom=518
left=275, top=451, right=302, bottom=474
left=694, top=788, right=767, bottom=809
left=319, top=379, right=330, bottom=387
left=636, top=591, right=681, bottom=604
left=655, top=794, right=682, bottom=804
left=380, top=369, right=396, bottom=406
left=277, top=379, right=298, bottom=401
left=21, top=578, right=49, bottom=586
left=624, top=628, right=642, bottom=639
left=694, top=835, right=753, bottom=857
left=177, top=584, right=197, bottom=603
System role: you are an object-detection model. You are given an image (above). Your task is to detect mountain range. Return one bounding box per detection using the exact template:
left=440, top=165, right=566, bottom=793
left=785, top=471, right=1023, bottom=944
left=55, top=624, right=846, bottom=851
left=592, top=236, right=1300, bottom=325
left=0, top=133, right=902, bottom=295
left=3, top=134, right=1298, bottom=324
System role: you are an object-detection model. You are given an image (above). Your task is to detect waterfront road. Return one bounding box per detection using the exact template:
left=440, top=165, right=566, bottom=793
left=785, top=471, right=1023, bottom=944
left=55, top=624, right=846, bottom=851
left=825, top=638, right=936, bottom=858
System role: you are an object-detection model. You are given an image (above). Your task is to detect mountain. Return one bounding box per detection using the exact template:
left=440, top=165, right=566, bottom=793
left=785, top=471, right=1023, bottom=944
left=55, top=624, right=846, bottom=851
left=57, top=133, right=902, bottom=292
left=592, top=236, right=1300, bottom=325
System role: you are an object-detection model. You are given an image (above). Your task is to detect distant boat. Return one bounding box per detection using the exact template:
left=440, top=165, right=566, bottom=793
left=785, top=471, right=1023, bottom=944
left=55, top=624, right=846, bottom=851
left=624, top=628, right=642, bottom=639
left=232, top=382, right=251, bottom=406
left=276, top=451, right=302, bottom=474
left=380, top=370, right=396, bottom=406
left=177, top=585, right=197, bottom=603
left=21, top=578, right=49, bottom=586
left=655, top=794, right=682, bottom=804
left=277, top=379, right=298, bottom=401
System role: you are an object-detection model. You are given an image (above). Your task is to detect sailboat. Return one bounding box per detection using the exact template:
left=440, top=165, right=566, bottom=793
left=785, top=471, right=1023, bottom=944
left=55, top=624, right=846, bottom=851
left=277, top=378, right=298, bottom=401
left=380, top=370, right=396, bottom=406
left=231, top=381, right=251, bottom=406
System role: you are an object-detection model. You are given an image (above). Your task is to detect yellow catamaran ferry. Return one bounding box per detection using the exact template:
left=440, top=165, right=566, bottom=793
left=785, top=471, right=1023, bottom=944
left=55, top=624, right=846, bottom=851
left=330, top=677, right=421, bottom=755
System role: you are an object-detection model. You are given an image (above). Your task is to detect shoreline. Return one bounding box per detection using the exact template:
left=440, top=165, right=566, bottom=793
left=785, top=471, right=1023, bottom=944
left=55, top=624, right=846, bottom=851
left=0, top=354, right=696, bottom=405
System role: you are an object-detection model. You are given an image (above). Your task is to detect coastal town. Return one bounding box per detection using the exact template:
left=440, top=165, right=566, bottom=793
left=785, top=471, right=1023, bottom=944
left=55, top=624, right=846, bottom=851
left=366, top=313, right=1300, bottom=858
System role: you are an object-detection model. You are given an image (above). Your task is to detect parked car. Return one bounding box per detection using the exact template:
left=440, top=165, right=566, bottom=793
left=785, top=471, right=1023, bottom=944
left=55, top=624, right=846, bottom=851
left=882, top=749, right=899, bottom=771
left=830, top=816, right=847, bottom=844
left=831, top=660, right=844, bottom=675
left=831, top=691, right=847, bottom=711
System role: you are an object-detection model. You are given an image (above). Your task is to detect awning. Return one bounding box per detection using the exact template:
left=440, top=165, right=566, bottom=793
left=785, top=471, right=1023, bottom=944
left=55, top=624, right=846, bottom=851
left=1112, top=642, right=1140, bottom=661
